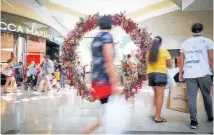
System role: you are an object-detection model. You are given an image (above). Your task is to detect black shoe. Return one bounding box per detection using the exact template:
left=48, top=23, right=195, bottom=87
left=208, top=118, right=213, bottom=122
left=57, top=89, right=60, bottom=92
left=190, top=120, right=198, bottom=129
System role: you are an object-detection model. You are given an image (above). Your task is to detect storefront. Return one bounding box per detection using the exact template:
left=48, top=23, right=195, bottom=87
left=0, top=12, right=63, bottom=66
left=168, top=49, right=180, bottom=68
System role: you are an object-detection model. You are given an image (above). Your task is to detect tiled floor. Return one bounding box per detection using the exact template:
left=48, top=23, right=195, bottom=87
left=1, top=86, right=213, bottom=134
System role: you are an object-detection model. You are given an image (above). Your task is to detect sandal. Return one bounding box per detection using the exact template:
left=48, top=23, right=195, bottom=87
left=154, top=118, right=167, bottom=123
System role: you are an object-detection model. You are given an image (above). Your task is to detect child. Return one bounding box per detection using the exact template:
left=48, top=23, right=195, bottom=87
left=54, top=68, right=60, bottom=81
left=54, top=68, right=60, bottom=92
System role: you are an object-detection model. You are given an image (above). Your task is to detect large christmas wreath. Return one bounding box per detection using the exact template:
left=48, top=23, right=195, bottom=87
left=62, top=12, right=152, bottom=101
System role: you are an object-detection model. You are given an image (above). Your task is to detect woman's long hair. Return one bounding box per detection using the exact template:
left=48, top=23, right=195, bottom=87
left=148, top=36, right=162, bottom=64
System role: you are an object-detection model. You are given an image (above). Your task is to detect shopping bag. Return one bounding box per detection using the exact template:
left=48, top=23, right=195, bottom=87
left=166, top=68, right=179, bottom=87
left=103, top=95, right=131, bottom=134
left=167, top=86, right=189, bottom=113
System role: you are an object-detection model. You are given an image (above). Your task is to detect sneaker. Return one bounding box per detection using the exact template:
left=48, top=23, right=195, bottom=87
left=208, top=118, right=213, bottom=122
left=190, top=120, right=198, bottom=129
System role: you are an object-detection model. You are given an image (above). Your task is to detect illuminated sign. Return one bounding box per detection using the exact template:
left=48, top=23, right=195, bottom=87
left=0, top=21, right=52, bottom=39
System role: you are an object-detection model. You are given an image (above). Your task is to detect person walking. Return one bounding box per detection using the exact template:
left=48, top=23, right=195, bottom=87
left=39, top=55, right=52, bottom=92
left=147, top=36, right=172, bottom=123
left=54, top=68, right=60, bottom=82
left=60, top=64, right=67, bottom=89
left=82, top=64, right=88, bottom=82
left=83, top=15, right=122, bottom=134
left=15, top=62, right=23, bottom=87
left=54, top=59, right=60, bottom=71
left=76, top=62, right=83, bottom=81
left=54, top=68, right=61, bottom=92
left=127, top=54, right=132, bottom=72
left=179, top=23, right=213, bottom=129
left=28, top=61, right=36, bottom=76
left=2, top=58, right=17, bottom=93
left=48, top=57, right=55, bottom=75
left=35, top=61, right=44, bottom=90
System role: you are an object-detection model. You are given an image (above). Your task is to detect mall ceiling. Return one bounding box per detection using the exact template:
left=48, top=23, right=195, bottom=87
left=1, top=0, right=213, bottom=37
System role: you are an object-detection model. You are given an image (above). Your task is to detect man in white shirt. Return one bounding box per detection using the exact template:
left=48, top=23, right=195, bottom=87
left=48, top=57, right=55, bottom=75
left=40, top=55, right=53, bottom=92
left=179, top=23, right=213, bottom=129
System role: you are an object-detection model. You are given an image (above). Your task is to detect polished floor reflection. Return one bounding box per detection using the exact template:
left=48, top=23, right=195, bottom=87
left=1, top=86, right=213, bottom=134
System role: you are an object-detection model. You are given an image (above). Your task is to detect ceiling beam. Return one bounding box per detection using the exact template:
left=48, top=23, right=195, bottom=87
left=35, top=0, right=50, bottom=6
left=182, top=0, right=195, bottom=10
left=127, top=0, right=180, bottom=22
left=45, top=2, right=86, bottom=17
left=171, top=0, right=182, bottom=8
left=182, top=0, right=213, bottom=11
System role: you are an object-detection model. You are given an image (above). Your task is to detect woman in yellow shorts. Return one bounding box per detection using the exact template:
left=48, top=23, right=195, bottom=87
left=147, top=36, right=172, bottom=123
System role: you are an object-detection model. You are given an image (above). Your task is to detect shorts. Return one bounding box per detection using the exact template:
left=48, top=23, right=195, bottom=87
left=92, top=85, right=112, bottom=100
left=42, top=74, right=52, bottom=81
left=148, top=72, right=167, bottom=86
left=16, top=74, right=21, bottom=78
left=100, top=96, right=109, bottom=104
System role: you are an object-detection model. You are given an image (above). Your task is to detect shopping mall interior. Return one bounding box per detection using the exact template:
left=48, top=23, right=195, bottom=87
left=0, top=0, right=213, bottom=134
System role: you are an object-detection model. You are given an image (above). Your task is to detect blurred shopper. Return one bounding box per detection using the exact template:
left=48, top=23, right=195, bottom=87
left=83, top=15, right=122, bottom=134
left=54, top=59, right=60, bottom=71
left=39, top=55, right=52, bottom=92
left=82, top=64, right=88, bottom=82
left=52, top=74, right=60, bottom=92
left=15, top=62, right=23, bottom=87
left=54, top=68, right=60, bottom=82
left=179, top=23, right=213, bottom=129
left=24, top=61, right=37, bottom=90
left=127, top=54, right=132, bottom=71
left=2, top=58, right=17, bottom=93
left=90, top=64, right=93, bottom=73
left=47, top=57, right=55, bottom=76
left=28, top=61, right=36, bottom=76
left=60, top=64, right=67, bottom=88
left=76, top=61, right=83, bottom=81
left=147, top=36, right=172, bottom=123
left=54, top=68, right=61, bottom=92
left=35, top=61, right=44, bottom=90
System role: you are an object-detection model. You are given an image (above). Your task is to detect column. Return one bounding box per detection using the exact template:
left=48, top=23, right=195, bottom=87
left=14, top=34, right=27, bottom=75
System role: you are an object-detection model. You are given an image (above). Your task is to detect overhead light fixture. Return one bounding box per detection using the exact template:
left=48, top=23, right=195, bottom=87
left=0, top=48, right=13, bottom=52
left=2, top=0, right=14, bottom=7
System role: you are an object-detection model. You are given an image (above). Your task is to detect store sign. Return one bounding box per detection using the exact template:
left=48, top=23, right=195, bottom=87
left=0, top=21, right=52, bottom=39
